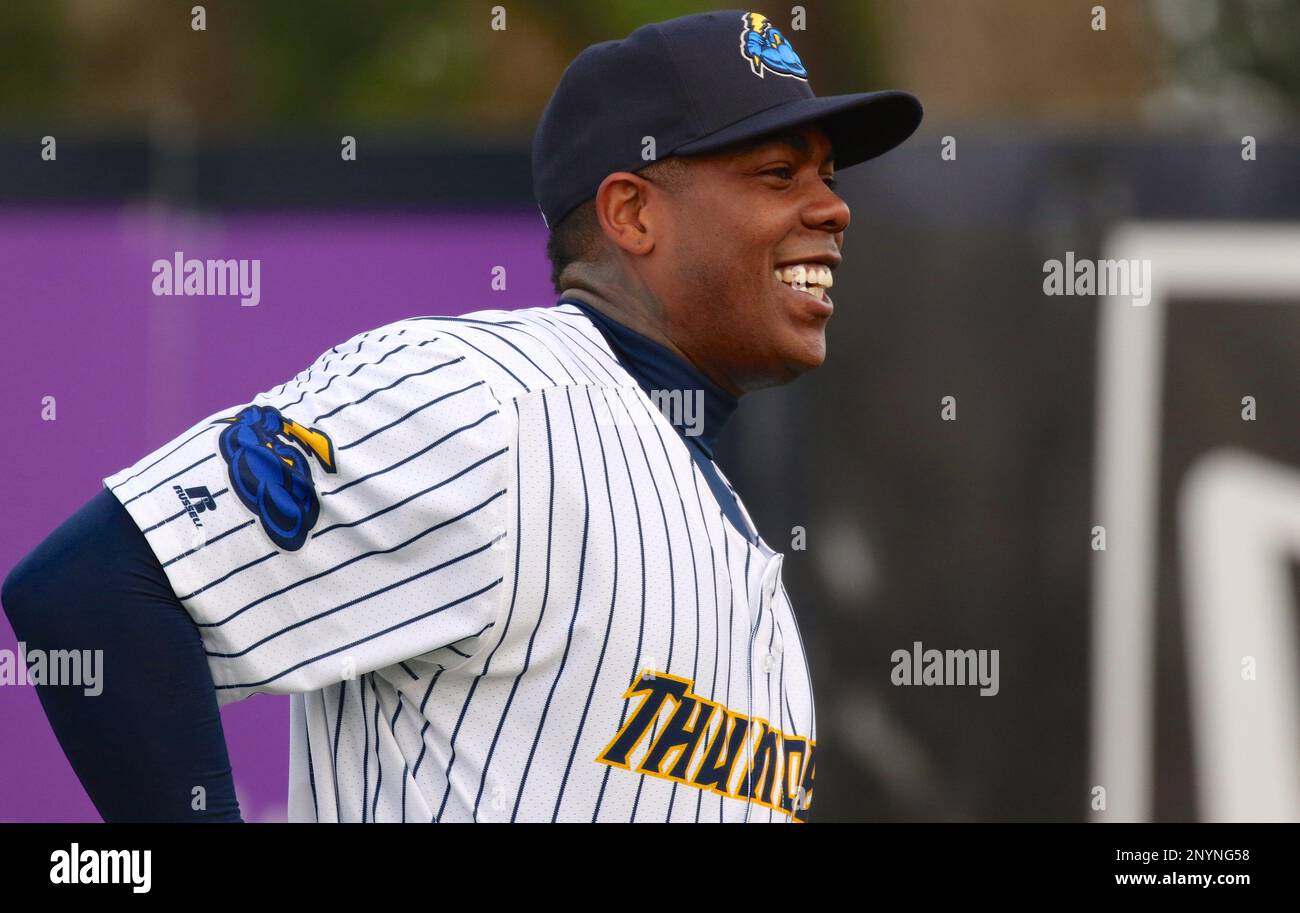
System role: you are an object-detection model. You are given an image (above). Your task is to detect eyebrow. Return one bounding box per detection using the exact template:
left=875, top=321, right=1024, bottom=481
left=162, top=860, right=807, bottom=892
left=729, top=130, right=836, bottom=166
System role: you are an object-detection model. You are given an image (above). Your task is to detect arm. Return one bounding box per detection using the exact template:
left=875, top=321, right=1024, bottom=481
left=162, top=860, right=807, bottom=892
left=1, top=486, right=243, bottom=822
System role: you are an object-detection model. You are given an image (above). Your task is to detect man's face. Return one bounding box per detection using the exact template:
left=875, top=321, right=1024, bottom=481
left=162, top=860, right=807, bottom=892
left=647, top=123, right=848, bottom=394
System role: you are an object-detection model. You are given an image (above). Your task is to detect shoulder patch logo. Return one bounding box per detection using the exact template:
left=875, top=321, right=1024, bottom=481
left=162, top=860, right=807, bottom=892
left=212, top=404, right=337, bottom=551
left=739, top=12, right=808, bottom=81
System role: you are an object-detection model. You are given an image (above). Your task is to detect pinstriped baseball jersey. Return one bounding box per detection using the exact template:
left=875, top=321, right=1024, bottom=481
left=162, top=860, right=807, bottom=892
left=103, top=302, right=818, bottom=822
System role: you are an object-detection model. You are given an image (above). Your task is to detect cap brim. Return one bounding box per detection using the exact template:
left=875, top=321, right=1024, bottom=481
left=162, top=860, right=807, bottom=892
left=672, top=90, right=923, bottom=169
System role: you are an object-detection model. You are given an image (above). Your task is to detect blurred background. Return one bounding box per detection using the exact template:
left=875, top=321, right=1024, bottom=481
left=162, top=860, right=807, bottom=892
left=1, top=0, right=1298, bottom=822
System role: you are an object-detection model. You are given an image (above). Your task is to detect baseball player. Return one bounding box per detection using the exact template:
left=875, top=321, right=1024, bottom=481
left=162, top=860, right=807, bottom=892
left=2, top=10, right=921, bottom=822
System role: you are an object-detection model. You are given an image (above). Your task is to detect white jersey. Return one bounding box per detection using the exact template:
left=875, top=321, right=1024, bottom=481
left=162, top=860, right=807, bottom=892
left=103, top=302, right=818, bottom=822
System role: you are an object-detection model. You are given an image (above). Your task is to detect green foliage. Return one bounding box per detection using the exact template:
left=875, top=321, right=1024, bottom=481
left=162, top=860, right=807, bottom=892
left=0, top=0, right=1295, bottom=131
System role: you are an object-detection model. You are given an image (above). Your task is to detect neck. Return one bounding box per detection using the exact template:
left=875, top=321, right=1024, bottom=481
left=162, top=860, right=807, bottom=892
left=558, top=279, right=744, bottom=398
left=560, top=296, right=739, bottom=461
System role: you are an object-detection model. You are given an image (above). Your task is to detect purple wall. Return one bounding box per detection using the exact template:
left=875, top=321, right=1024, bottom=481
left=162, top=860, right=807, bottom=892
left=0, top=206, right=550, bottom=821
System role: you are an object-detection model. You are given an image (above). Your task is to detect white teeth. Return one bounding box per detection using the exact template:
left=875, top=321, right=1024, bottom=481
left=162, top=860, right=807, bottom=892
left=775, top=263, right=834, bottom=290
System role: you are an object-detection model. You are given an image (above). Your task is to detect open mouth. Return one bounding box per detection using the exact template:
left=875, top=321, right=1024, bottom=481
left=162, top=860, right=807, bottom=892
left=774, top=263, right=834, bottom=302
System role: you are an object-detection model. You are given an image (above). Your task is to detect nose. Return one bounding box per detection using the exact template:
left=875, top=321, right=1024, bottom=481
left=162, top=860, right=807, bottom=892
left=806, top=181, right=850, bottom=235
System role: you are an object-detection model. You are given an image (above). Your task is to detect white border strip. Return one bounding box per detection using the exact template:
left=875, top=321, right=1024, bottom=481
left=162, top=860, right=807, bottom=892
left=1090, top=222, right=1300, bottom=821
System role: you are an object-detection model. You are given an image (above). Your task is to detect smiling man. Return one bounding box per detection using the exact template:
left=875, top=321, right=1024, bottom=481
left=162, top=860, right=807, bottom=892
left=555, top=123, right=846, bottom=394
left=3, top=10, right=921, bottom=823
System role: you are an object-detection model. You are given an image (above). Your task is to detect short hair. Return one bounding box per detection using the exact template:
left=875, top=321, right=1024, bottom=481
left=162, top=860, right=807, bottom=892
left=546, top=156, right=692, bottom=294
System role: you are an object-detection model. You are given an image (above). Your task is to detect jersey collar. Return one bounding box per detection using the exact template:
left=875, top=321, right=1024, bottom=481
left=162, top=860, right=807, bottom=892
left=558, top=298, right=738, bottom=460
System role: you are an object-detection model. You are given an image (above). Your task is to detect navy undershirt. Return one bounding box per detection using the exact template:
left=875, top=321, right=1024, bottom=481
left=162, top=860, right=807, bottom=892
left=562, top=299, right=759, bottom=545
left=0, top=303, right=758, bottom=822
left=1, top=486, right=243, bottom=821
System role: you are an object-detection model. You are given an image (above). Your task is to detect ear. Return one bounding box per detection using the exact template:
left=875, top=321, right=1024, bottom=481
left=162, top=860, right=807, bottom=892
left=592, top=172, right=657, bottom=256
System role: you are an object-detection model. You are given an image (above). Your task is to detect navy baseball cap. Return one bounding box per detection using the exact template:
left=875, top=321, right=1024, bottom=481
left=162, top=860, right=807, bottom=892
left=531, top=9, right=924, bottom=230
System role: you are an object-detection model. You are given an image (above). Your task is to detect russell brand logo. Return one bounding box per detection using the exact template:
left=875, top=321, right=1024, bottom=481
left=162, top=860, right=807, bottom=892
left=173, top=484, right=217, bottom=528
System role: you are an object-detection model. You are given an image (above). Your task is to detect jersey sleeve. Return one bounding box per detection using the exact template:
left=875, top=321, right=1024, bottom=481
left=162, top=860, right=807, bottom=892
left=102, top=322, right=513, bottom=705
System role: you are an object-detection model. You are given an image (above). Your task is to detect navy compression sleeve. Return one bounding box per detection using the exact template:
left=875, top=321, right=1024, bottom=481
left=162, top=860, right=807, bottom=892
left=1, top=486, right=243, bottom=822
